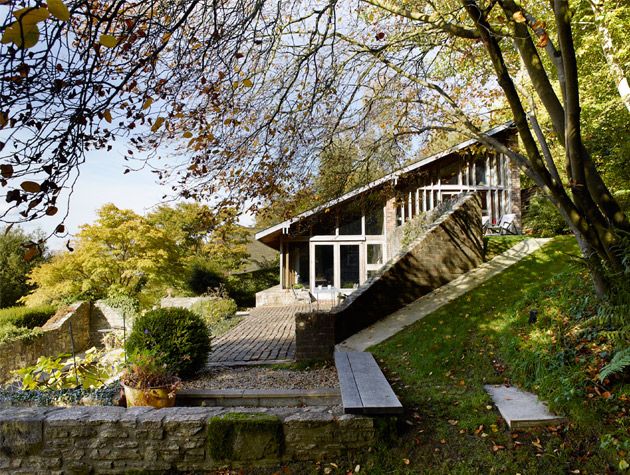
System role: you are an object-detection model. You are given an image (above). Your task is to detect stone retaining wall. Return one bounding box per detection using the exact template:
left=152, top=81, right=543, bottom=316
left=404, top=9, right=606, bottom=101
left=295, top=194, right=483, bottom=360
left=0, top=302, right=91, bottom=380
left=0, top=406, right=380, bottom=473
left=160, top=296, right=217, bottom=310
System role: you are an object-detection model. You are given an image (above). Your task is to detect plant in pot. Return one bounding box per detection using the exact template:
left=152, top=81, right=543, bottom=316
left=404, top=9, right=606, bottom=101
left=120, top=350, right=181, bottom=408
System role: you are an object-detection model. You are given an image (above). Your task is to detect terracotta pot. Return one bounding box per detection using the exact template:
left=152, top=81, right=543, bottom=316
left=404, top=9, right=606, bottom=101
left=122, top=378, right=180, bottom=408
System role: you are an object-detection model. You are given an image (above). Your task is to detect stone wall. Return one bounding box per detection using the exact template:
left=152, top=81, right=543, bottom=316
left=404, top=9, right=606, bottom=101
left=0, top=302, right=91, bottom=380
left=295, top=194, right=483, bottom=359
left=89, top=301, right=128, bottom=347
left=160, top=296, right=216, bottom=310
left=0, top=406, right=380, bottom=473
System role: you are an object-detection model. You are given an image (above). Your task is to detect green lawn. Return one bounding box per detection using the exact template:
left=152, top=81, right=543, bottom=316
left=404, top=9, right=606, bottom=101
left=352, top=236, right=630, bottom=474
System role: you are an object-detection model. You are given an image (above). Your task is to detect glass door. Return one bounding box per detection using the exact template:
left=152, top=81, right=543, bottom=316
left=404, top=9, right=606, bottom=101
left=314, top=244, right=334, bottom=287
left=340, top=245, right=360, bottom=289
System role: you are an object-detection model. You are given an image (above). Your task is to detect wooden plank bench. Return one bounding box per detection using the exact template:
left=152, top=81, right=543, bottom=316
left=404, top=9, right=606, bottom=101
left=334, top=351, right=403, bottom=415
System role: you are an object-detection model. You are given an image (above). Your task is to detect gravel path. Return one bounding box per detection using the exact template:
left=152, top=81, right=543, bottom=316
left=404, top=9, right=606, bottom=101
left=182, top=365, right=339, bottom=391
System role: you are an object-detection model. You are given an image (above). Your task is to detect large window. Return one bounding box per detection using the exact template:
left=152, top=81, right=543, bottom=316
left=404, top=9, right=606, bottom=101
left=475, top=160, right=487, bottom=185
left=314, top=245, right=334, bottom=287
left=367, top=244, right=383, bottom=265
left=365, top=205, right=384, bottom=235
left=339, top=209, right=362, bottom=235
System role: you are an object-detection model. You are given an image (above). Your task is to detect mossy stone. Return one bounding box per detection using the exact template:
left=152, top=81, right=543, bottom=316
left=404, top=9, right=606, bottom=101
left=207, top=412, right=283, bottom=462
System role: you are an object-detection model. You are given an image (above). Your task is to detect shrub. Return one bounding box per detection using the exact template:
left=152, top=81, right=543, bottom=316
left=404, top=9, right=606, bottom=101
left=186, top=262, right=226, bottom=295
left=126, top=307, right=211, bottom=378
left=523, top=193, right=570, bottom=237
left=0, top=305, right=56, bottom=329
left=226, top=264, right=279, bottom=308
left=0, top=305, right=56, bottom=344
left=191, top=297, right=237, bottom=326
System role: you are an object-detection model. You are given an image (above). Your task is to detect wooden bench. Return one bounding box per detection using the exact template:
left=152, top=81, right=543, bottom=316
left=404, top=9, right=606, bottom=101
left=334, top=351, right=403, bottom=415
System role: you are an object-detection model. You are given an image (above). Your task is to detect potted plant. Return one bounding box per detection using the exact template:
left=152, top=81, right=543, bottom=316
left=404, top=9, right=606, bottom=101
left=120, top=351, right=181, bottom=408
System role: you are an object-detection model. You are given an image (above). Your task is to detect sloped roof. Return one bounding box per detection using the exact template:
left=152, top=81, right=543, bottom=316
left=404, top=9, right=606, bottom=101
left=256, top=122, right=515, bottom=244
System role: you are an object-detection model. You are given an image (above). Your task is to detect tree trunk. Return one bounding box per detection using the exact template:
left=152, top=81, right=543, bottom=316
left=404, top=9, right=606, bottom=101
left=589, top=0, right=630, bottom=113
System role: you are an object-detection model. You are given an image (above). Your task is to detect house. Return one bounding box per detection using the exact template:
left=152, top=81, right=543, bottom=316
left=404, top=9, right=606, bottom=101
left=255, top=123, right=520, bottom=305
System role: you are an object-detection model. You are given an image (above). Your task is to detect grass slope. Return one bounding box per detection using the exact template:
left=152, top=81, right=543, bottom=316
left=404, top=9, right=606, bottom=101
left=358, top=236, right=629, bottom=474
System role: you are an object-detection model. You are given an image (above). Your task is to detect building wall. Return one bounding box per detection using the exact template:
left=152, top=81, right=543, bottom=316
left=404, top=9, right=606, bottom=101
left=295, top=193, right=484, bottom=358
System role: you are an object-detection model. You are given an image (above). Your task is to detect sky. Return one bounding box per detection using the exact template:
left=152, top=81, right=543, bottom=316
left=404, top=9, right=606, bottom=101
left=4, top=147, right=255, bottom=251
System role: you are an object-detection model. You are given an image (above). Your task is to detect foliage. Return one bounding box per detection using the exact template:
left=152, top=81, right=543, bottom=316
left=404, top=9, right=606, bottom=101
left=22, top=204, right=182, bottom=306
left=226, top=263, right=280, bottom=308
left=523, top=193, right=571, bottom=237
left=0, top=227, right=47, bottom=308
left=0, top=304, right=55, bottom=344
left=366, top=237, right=628, bottom=473
left=125, top=307, right=211, bottom=378
left=0, top=385, right=119, bottom=407
left=190, top=295, right=237, bottom=328
left=120, top=350, right=179, bottom=390
left=186, top=260, right=226, bottom=295
left=101, top=293, right=140, bottom=322
left=599, top=348, right=630, bottom=382
left=13, top=347, right=124, bottom=391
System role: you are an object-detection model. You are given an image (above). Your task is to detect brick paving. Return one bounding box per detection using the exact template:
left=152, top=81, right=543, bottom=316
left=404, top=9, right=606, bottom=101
left=208, top=305, right=310, bottom=365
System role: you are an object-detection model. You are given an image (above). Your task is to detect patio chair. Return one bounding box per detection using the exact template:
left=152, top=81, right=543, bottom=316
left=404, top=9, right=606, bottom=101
left=486, top=213, right=519, bottom=235
left=291, top=285, right=313, bottom=311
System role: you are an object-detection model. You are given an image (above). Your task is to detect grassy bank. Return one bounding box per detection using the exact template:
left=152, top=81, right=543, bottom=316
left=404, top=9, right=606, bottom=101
left=355, top=236, right=629, bottom=474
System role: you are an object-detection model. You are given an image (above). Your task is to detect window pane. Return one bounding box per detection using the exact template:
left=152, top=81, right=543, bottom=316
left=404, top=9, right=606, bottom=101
left=440, top=161, right=459, bottom=185
left=314, top=245, right=334, bottom=287
left=339, top=209, right=362, bottom=235
left=367, top=244, right=383, bottom=265
left=312, top=217, right=336, bottom=236
left=340, top=245, right=360, bottom=289
left=365, top=205, right=384, bottom=235
left=475, top=159, right=487, bottom=185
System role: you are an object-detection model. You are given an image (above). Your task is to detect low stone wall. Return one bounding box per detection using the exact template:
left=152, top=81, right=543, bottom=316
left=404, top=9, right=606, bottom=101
left=160, top=296, right=216, bottom=310
left=89, top=301, right=128, bottom=347
left=295, top=194, right=483, bottom=359
left=0, top=406, right=380, bottom=473
left=0, top=302, right=91, bottom=380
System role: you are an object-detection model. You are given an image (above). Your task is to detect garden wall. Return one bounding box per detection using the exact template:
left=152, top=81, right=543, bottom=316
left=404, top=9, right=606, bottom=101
left=160, top=296, right=216, bottom=310
left=296, top=193, right=483, bottom=360
left=0, top=406, right=381, bottom=473
left=0, top=302, right=91, bottom=380
left=89, top=301, right=129, bottom=347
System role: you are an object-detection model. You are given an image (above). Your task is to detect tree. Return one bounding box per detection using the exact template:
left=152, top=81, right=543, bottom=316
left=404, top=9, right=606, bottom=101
left=2, top=0, right=628, bottom=294
left=23, top=204, right=181, bottom=305
left=0, top=226, right=47, bottom=308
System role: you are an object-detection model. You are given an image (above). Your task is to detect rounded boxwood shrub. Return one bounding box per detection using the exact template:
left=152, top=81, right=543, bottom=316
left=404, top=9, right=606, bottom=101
left=125, top=307, right=211, bottom=378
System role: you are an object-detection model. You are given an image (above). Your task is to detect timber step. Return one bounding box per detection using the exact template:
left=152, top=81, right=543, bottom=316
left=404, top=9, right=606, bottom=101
left=334, top=351, right=403, bottom=415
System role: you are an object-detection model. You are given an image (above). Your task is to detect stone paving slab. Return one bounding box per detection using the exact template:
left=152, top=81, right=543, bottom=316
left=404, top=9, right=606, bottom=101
left=337, top=238, right=551, bottom=352
left=485, top=384, right=566, bottom=429
left=208, top=305, right=309, bottom=365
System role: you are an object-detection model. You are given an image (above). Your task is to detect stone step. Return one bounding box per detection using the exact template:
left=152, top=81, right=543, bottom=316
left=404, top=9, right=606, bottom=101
left=485, top=384, right=565, bottom=429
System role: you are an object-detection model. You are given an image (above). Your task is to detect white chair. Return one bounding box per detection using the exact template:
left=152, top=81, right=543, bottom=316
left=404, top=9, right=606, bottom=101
left=487, top=213, right=519, bottom=235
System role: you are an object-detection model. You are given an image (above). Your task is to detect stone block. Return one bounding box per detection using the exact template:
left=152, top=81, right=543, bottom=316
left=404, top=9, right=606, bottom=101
left=207, top=412, right=283, bottom=462
left=0, top=409, right=46, bottom=456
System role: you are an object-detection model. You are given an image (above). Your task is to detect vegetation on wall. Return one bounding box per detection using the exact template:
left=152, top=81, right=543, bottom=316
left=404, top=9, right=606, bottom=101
left=0, top=305, right=56, bottom=345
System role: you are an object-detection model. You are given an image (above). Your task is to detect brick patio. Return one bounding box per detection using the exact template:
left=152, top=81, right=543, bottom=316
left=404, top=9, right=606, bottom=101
left=208, top=304, right=309, bottom=365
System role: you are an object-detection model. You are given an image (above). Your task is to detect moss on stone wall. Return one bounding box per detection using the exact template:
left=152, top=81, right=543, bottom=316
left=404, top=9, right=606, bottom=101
left=207, top=412, right=283, bottom=462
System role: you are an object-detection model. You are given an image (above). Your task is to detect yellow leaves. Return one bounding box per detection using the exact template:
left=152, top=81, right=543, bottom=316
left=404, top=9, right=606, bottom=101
left=536, top=32, right=549, bottom=48
left=151, top=117, right=165, bottom=132
left=99, top=34, right=118, bottom=48
left=2, top=21, right=40, bottom=49
left=47, top=0, right=70, bottom=22
left=1, top=4, right=70, bottom=49
left=20, top=181, right=41, bottom=193
left=242, top=78, right=253, bottom=88
left=142, top=97, right=153, bottom=110
left=13, top=7, right=49, bottom=24
left=182, top=131, right=193, bottom=138
left=512, top=11, right=526, bottom=23
left=103, top=109, right=112, bottom=123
